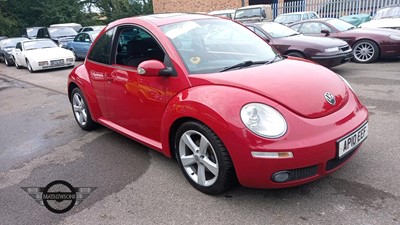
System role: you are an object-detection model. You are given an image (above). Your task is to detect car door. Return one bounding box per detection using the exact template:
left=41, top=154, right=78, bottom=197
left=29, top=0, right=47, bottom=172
left=71, top=33, right=85, bottom=57
left=13, top=42, right=25, bottom=66
left=104, top=25, right=169, bottom=143
left=85, top=28, right=115, bottom=118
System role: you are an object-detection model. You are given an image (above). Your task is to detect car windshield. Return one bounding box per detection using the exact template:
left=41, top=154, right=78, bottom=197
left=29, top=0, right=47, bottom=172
left=235, top=8, right=262, bottom=19
left=275, top=14, right=301, bottom=24
left=326, top=18, right=355, bottom=31
left=259, top=22, right=299, bottom=38
left=160, top=19, right=277, bottom=74
left=27, top=27, right=40, bottom=37
left=373, top=6, right=400, bottom=19
left=48, top=27, right=77, bottom=37
left=23, top=40, right=58, bottom=50
left=1, top=38, right=28, bottom=48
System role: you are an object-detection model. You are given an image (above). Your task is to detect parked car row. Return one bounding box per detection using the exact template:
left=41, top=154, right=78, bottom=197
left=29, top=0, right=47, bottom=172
left=0, top=22, right=106, bottom=72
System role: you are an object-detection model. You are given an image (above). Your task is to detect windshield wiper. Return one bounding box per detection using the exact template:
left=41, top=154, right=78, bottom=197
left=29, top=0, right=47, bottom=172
left=221, top=60, right=268, bottom=72
left=347, top=27, right=356, bottom=30
left=266, top=54, right=283, bottom=64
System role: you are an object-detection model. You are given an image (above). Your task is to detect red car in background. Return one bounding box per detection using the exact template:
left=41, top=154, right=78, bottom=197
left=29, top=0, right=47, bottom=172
left=68, top=14, right=368, bottom=194
left=289, top=18, right=400, bottom=63
left=246, top=22, right=352, bottom=68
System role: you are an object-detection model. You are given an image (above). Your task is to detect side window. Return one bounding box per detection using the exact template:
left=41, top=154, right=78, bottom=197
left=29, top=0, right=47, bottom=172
left=16, top=43, right=22, bottom=50
left=87, top=28, right=114, bottom=64
left=115, top=26, right=165, bottom=67
left=318, top=23, right=332, bottom=32
left=254, top=28, right=268, bottom=40
left=303, top=13, right=309, bottom=20
left=74, top=34, right=83, bottom=42
left=290, top=24, right=302, bottom=32
left=247, top=26, right=255, bottom=32
left=309, top=13, right=318, bottom=19
left=37, top=29, right=43, bottom=38
left=299, top=22, right=322, bottom=34
left=84, top=34, right=91, bottom=42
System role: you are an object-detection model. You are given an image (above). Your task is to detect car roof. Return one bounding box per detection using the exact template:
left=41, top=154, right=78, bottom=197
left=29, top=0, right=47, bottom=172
left=237, top=4, right=268, bottom=10
left=291, top=18, right=331, bottom=23
left=109, top=13, right=220, bottom=27
left=278, top=11, right=317, bottom=16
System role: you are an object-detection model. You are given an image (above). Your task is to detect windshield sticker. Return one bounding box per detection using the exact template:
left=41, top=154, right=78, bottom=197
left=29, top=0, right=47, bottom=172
left=190, top=56, right=201, bottom=64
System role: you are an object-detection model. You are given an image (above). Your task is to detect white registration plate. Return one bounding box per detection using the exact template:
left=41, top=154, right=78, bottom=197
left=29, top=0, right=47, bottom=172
left=337, top=122, right=368, bottom=158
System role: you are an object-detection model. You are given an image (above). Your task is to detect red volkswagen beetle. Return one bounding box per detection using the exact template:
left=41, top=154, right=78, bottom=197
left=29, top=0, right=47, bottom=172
left=68, top=14, right=368, bottom=194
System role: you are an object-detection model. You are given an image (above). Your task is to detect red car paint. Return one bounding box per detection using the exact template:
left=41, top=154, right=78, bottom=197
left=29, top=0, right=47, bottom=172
left=68, top=14, right=368, bottom=189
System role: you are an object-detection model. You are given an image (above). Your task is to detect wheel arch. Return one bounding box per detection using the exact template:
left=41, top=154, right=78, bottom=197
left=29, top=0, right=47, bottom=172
left=284, top=50, right=306, bottom=58
left=67, top=66, right=103, bottom=121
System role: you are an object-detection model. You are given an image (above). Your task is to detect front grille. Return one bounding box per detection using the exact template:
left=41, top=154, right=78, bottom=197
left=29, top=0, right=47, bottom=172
left=340, top=45, right=350, bottom=52
left=287, top=165, right=318, bottom=181
left=326, top=147, right=358, bottom=171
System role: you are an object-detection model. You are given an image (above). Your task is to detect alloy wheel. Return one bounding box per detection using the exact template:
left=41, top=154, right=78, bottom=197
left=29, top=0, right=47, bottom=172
left=178, top=130, right=219, bottom=187
left=353, top=41, right=376, bottom=63
left=72, top=92, right=88, bottom=126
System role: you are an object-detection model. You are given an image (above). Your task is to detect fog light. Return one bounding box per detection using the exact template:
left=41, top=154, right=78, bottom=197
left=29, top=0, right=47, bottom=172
left=272, top=171, right=292, bottom=183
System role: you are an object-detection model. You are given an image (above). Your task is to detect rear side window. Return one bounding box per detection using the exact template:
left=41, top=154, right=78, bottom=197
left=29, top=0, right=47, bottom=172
left=88, top=28, right=114, bottom=64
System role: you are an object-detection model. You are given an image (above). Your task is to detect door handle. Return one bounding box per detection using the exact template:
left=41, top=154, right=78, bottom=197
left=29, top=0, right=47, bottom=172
left=105, top=73, right=113, bottom=83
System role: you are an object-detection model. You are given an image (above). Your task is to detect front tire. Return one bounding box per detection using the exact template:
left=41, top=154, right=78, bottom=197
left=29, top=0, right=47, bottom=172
left=14, top=57, right=22, bottom=69
left=71, top=88, right=97, bottom=131
left=175, top=121, right=236, bottom=195
left=352, top=40, right=379, bottom=63
left=26, top=59, right=34, bottom=73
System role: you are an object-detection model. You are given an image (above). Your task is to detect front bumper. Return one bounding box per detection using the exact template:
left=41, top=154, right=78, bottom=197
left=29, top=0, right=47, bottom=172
left=223, top=92, right=368, bottom=189
left=311, top=51, right=353, bottom=68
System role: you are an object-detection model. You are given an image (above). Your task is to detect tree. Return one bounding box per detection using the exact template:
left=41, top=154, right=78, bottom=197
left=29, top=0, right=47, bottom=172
left=95, top=0, right=153, bottom=23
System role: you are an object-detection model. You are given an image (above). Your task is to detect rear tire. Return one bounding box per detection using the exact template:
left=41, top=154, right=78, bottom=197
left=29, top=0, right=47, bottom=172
left=174, top=121, right=236, bottom=195
left=70, top=88, right=97, bottom=131
left=4, top=56, right=11, bottom=66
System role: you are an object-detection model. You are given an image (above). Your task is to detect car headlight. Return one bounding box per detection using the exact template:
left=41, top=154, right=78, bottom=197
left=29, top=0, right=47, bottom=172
left=324, top=47, right=339, bottom=53
left=240, top=103, right=287, bottom=138
left=338, top=74, right=354, bottom=92
left=389, top=35, right=400, bottom=41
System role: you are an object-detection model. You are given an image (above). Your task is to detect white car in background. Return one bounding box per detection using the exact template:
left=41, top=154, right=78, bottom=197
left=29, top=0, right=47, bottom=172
left=208, top=9, right=236, bottom=19
left=359, top=4, right=400, bottom=30
left=11, top=39, right=75, bottom=73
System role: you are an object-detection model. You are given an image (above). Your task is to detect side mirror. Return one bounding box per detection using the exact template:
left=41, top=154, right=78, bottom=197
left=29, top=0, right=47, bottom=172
left=321, top=29, right=330, bottom=36
left=137, top=60, right=173, bottom=77
left=261, top=10, right=266, bottom=18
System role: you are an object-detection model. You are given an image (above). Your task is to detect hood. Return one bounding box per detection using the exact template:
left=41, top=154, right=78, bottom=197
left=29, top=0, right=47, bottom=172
left=278, top=34, right=347, bottom=48
left=25, top=47, right=74, bottom=60
left=345, top=27, right=400, bottom=36
left=189, top=59, right=349, bottom=119
left=360, top=18, right=400, bottom=29
left=236, top=17, right=264, bottom=23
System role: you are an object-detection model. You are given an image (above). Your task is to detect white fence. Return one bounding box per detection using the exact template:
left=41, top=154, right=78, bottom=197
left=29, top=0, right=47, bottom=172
left=272, top=0, right=400, bottom=18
